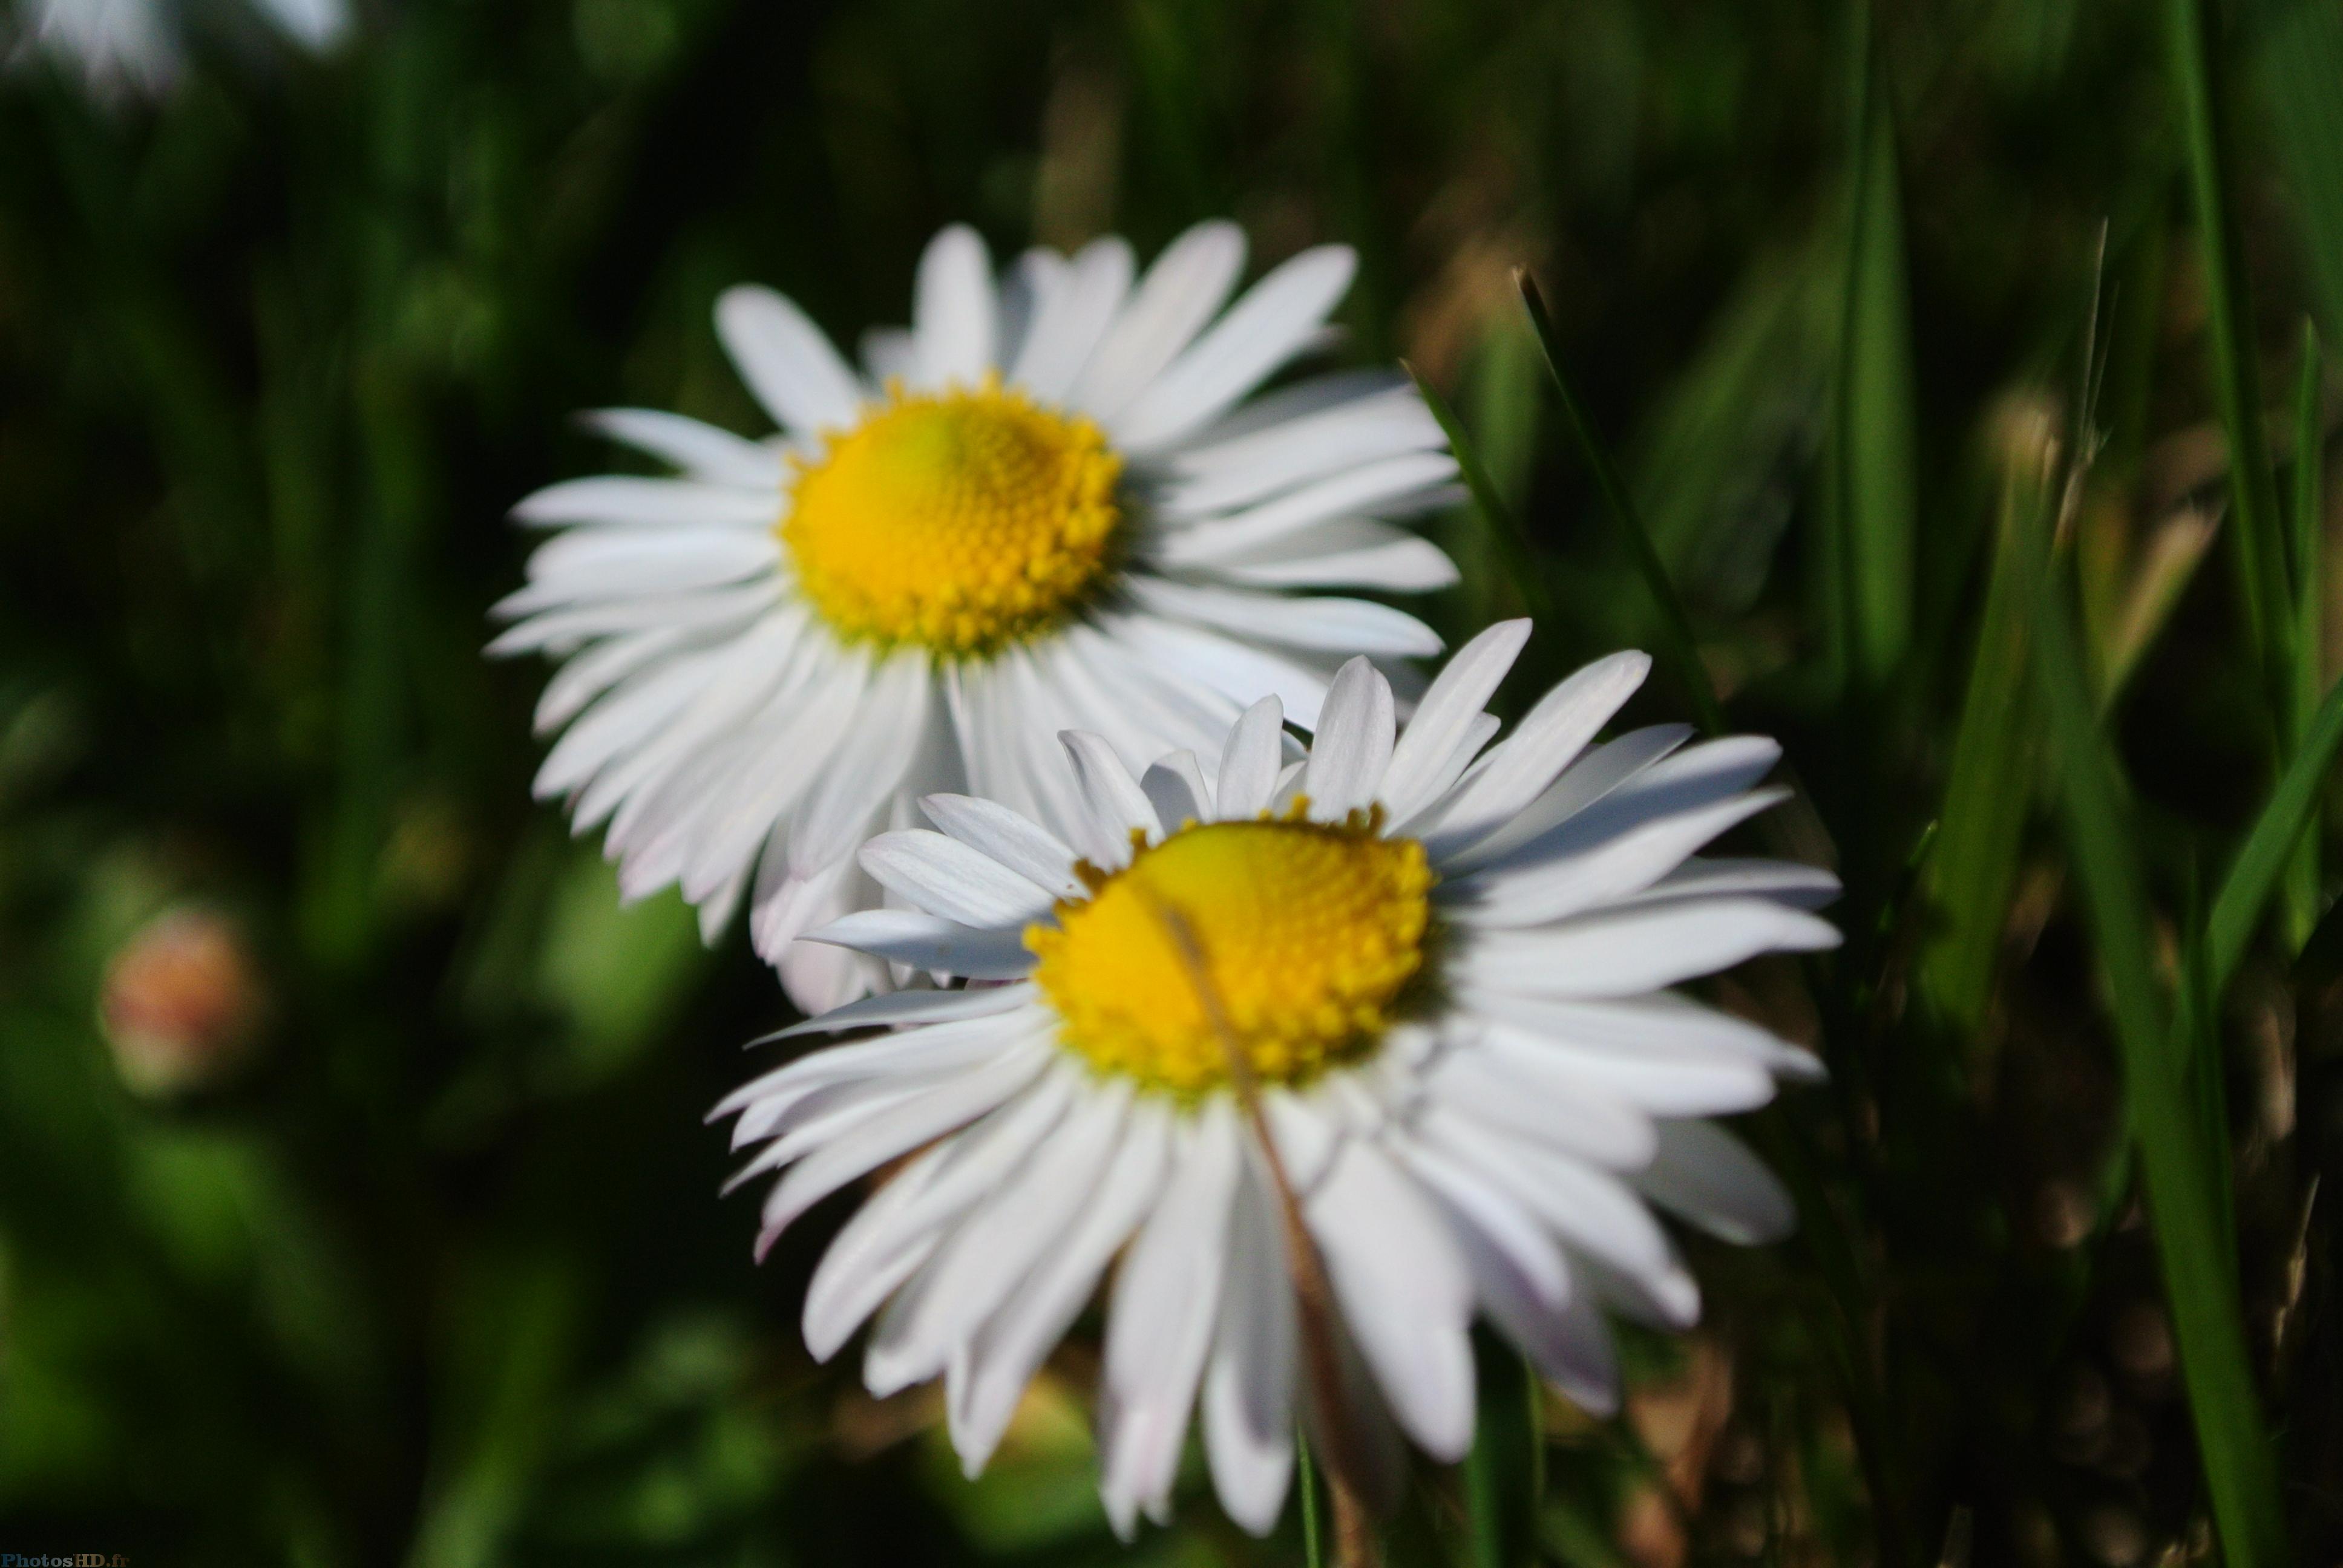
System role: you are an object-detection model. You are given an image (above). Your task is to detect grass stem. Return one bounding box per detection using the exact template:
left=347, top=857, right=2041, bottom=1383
left=1512, top=272, right=1725, bottom=736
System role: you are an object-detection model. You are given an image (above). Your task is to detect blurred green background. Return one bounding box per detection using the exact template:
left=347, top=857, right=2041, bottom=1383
left=1, top=0, right=2339, bottom=1564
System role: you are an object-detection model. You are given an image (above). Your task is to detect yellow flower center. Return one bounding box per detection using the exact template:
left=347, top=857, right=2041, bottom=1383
left=1027, top=811, right=1435, bottom=1095
left=781, top=381, right=1122, bottom=655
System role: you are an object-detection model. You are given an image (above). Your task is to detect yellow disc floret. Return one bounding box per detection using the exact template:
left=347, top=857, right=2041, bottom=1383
left=782, top=379, right=1122, bottom=655
left=1027, top=811, right=1435, bottom=1095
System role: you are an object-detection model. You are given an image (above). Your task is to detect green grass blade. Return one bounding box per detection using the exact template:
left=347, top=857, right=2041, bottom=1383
left=1919, top=456, right=2042, bottom=1032
left=2287, top=322, right=2325, bottom=945
left=1407, top=364, right=1564, bottom=637
left=1463, top=1342, right=1539, bottom=1568
left=1298, top=1432, right=1325, bottom=1568
left=2013, top=472, right=2291, bottom=1568
left=2163, top=0, right=2292, bottom=716
left=1830, top=2, right=1919, bottom=695
left=1513, top=273, right=1724, bottom=735
left=2257, top=3, right=2343, bottom=343
left=2205, top=659, right=2343, bottom=999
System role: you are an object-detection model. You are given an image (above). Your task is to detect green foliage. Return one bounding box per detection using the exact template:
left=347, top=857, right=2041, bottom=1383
left=1, top=1, right=2339, bottom=1565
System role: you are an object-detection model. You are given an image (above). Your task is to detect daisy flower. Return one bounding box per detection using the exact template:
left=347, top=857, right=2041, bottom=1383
left=493, top=222, right=1460, bottom=1012
left=712, top=622, right=1838, bottom=1535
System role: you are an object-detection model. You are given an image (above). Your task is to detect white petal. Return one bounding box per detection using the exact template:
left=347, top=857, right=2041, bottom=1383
left=1202, top=1163, right=1297, bottom=1536
left=1032, top=625, right=1239, bottom=782
left=1422, top=1108, right=1697, bottom=1326
left=949, top=1100, right=1171, bottom=1472
left=1215, top=696, right=1288, bottom=820
left=531, top=626, right=682, bottom=734
left=1450, top=789, right=1790, bottom=929
left=800, top=1142, right=955, bottom=1360
left=1400, top=1138, right=1570, bottom=1305
left=1139, top=748, right=1215, bottom=830
left=995, top=247, right=1059, bottom=376
left=1443, top=722, right=1695, bottom=868
left=1478, top=1007, right=1777, bottom=1116
left=1110, top=245, right=1356, bottom=453
left=1472, top=734, right=1786, bottom=881
left=1301, top=658, right=1395, bottom=819
left=1009, top=236, right=1133, bottom=402
left=1306, top=1138, right=1475, bottom=1461
left=806, top=910, right=1035, bottom=979
left=533, top=641, right=738, bottom=801
left=718, top=1005, right=1048, bottom=1122
left=767, top=981, right=1038, bottom=1040
left=512, top=475, right=778, bottom=530
left=861, top=325, right=918, bottom=385
left=1453, top=898, right=1841, bottom=998
left=1127, top=579, right=1441, bottom=658
left=662, top=653, right=870, bottom=900
left=913, top=224, right=997, bottom=389
left=485, top=581, right=776, bottom=655
left=1162, top=385, right=1447, bottom=516
left=1213, top=536, right=1458, bottom=592
left=865, top=1079, right=1131, bottom=1394
left=499, top=533, right=779, bottom=616
left=1458, top=987, right=1822, bottom=1082
left=788, top=652, right=932, bottom=874
left=1446, top=1203, right=1619, bottom=1415
left=713, top=285, right=865, bottom=435
left=575, top=615, right=809, bottom=833
left=1069, top=220, right=1247, bottom=420
left=1153, top=451, right=1460, bottom=569
left=755, top=847, right=884, bottom=1011
left=752, top=1044, right=1050, bottom=1257
left=918, top=793, right=1084, bottom=901
left=1112, top=616, right=1334, bottom=731
left=1635, top=1119, right=1796, bottom=1244
left=1059, top=730, right=1162, bottom=866
left=1416, top=652, right=1654, bottom=861
left=1379, top=619, right=1532, bottom=821
left=1623, top=857, right=1842, bottom=912
left=1427, top=1040, right=1657, bottom=1171
left=1100, top=1102, right=1242, bottom=1528
left=578, top=408, right=781, bottom=488
left=858, top=829, right=1056, bottom=927
left=803, top=1070, right=1081, bottom=1359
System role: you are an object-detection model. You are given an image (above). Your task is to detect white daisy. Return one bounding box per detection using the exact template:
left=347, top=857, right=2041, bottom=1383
left=712, top=622, right=1839, bottom=1536
left=494, top=221, right=1461, bottom=1012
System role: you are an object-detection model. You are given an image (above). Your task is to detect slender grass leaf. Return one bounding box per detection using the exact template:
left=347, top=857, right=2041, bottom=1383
left=2287, top=322, right=2325, bottom=944
left=2163, top=0, right=2292, bottom=717
left=2257, top=3, right=2343, bottom=342
left=1515, top=272, right=1723, bottom=735
left=1464, top=1339, right=1539, bottom=1568
left=2013, top=468, right=2291, bottom=1568
left=1407, top=363, right=1563, bottom=637
left=1628, top=237, right=1833, bottom=611
left=1299, top=1432, right=1325, bottom=1568
left=1830, top=8, right=1919, bottom=695
left=2205, top=657, right=2343, bottom=999
left=1920, top=457, right=2041, bottom=1033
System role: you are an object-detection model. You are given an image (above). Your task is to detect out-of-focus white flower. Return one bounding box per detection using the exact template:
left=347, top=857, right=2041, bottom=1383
left=15, top=0, right=348, bottom=97
left=498, top=221, right=1461, bottom=1014
left=714, top=624, right=1838, bottom=1535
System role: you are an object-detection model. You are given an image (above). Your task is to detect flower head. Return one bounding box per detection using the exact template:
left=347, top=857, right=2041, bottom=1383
left=713, top=623, right=1838, bottom=1535
left=497, top=222, right=1461, bottom=1011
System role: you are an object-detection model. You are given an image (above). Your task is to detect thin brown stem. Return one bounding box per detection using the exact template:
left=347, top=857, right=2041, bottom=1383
left=1139, top=889, right=1381, bottom=1568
